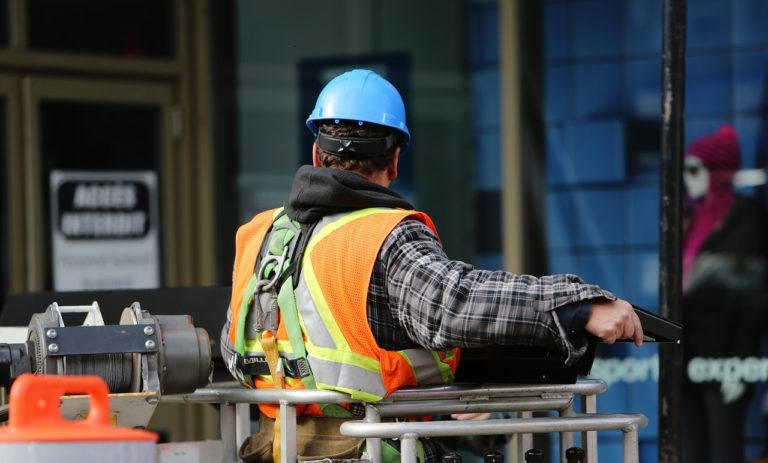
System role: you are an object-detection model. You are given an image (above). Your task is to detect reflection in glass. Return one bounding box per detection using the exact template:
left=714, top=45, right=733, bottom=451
left=28, top=0, right=174, bottom=58
left=681, top=124, right=768, bottom=463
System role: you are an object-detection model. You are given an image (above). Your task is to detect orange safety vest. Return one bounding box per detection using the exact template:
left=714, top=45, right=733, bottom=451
left=228, top=207, right=460, bottom=417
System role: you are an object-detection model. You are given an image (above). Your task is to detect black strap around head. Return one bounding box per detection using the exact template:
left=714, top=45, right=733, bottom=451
left=317, top=131, right=397, bottom=158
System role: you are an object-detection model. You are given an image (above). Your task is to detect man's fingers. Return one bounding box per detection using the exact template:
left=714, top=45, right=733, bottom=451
left=632, top=311, right=644, bottom=346
left=585, top=299, right=645, bottom=346
left=618, top=310, right=643, bottom=346
left=616, top=310, right=642, bottom=346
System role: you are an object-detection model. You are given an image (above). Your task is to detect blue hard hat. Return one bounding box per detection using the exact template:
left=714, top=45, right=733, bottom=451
left=306, top=69, right=411, bottom=151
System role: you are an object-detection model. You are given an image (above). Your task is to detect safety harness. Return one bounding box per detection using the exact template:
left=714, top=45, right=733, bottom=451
left=236, top=210, right=351, bottom=461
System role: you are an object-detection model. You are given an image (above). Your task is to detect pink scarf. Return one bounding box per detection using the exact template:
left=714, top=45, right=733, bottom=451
left=682, top=169, right=735, bottom=288
left=682, top=125, right=741, bottom=289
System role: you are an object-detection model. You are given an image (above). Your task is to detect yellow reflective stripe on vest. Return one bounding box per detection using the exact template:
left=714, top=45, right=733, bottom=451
left=243, top=338, right=294, bottom=355
left=294, top=276, right=336, bottom=349
left=301, top=207, right=407, bottom=352
left=309, top=354, right=387, bottom=402
left=305, top=207, right=403, bottom=251
left=300, top=257, right=349, bottom=350
left=307, top=344, right=381, bottom=373
left=399, top=349, right=445, bottom=385
left=433, top=351, right=456, bottom=383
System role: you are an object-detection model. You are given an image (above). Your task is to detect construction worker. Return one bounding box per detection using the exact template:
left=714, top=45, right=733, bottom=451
left=220, top=69, right=643, bottom=462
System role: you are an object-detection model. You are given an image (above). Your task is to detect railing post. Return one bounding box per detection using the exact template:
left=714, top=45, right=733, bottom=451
left=520, top=410, right=533, bottom=459
left=235, top=402, right=251, bottom=454
left=582, top=393, right=598, bottom=463
left=400, top=433, right=420, bottom=463
left=365, top=404, right=382, bottom=463
left=280, top=400, right=297, bottom=463
left=220, top=402, right=238, bottom=463
left=560, top=403, right=576, bottom=462
left=623, top=424, right=640, bottom=463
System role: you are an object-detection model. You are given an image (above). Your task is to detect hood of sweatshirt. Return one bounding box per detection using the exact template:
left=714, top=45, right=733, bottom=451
left=284, top=165, right=414, bottom=223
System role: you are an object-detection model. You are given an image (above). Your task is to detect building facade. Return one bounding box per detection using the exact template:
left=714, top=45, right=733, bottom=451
left=2, top=0, right=768, bottom=460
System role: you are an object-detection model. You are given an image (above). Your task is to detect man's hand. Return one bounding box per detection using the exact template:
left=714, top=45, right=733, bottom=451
left=584, top=299, right=643, bottom=346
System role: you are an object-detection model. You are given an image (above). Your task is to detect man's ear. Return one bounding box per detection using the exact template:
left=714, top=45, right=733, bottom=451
left=387, top=147, right=400, bottom=182
left=312, top=142, right=320, bottom=167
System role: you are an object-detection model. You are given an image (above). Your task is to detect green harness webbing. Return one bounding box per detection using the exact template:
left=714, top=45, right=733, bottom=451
left=240, top=211, right=350, bottom=417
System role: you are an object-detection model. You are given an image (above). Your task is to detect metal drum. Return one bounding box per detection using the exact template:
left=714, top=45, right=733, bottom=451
left=0, top=374, right=157, bottom=462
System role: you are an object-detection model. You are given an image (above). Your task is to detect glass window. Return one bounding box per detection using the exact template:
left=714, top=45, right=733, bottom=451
left=234, top=1, right=474, bottom=262
left=0, top=100, right=7, bottom=309
left=27, top=0, right=175, bottom=58
left=539, top=0, right=665, bottom=459
left=39, top=101, right=161, bottom=289
left=0, top=0, right=8, bottom=48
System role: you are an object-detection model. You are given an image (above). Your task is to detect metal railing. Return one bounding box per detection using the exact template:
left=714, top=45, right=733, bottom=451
left=163, top=379, right=647, bottom=463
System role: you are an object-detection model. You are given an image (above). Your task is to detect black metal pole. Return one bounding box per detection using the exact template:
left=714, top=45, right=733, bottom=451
left=659, top=0, right=686, bottom=462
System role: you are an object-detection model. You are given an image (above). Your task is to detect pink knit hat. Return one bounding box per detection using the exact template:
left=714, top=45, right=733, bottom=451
left=687, top=124, right=741, bottom=171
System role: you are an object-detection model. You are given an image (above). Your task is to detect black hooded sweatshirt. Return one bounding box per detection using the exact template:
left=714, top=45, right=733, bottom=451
left=284, top=165, right=413, bottom=223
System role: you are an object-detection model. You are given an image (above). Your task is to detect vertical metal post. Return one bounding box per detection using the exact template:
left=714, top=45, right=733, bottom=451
left=235, top=403, right=251, bottom=453
left=582, top=394, right=598, bottom=463
left=520, top=410, right=534, bottom=457
left=365, top=404, right=382, bottom=463
left=400, top=433, right=419, bottom=463
left=623, top=425, right=641, bottom=463
left=280, top=401, right=297, bottom=463
left=560, top=404, right=576, bottom=462
left=219, top=402, right=238, bottom=463
left=659, top=0, right=686, bottom=462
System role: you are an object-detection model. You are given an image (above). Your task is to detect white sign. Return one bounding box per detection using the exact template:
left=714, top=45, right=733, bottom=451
left=50, top=170, right=160, bottom=290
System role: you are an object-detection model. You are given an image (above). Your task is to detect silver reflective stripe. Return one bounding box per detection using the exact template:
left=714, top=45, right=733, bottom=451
left=401, top=349, right=445, bottom=384
left=309, top=355, right=387, bottom=399
left=295, top=276, right=336, bottom=349
left=294, top=213, right=343, bottom=349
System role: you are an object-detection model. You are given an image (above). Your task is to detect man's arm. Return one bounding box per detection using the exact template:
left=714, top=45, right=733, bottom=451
left=380, top=220, right=642, bottom=363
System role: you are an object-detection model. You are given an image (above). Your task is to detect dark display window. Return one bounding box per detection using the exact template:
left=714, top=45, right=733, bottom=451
left=0, top=100, right=7, bottom=310
left=0, top=0, right=8, bottom=48
left=27, top=0, right=175, bottom=58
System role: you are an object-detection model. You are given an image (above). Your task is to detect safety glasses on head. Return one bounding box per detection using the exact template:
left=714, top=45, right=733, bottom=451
left=316, top=131, right=399, bottom=159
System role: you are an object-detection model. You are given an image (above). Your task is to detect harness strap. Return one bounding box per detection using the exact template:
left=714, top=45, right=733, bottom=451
left=244, top=213, right=352, bottom=418
left=238, top=355, right=310, bottom=379
left=234, top=274, right=260, bottom=356
left=262, top=331, right=284, bottom=462
left=261, top=332, right=284, bottom=389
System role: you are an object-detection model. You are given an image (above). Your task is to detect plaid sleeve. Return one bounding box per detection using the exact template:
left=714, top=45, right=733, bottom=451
left=380, top=220, right=615, bottom=364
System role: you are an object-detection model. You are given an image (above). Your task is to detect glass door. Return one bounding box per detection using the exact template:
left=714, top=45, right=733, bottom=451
left=21, top=77, right=181, bottom=291
left=0, top=73, right=21, bottom=311
left=0, top=76, right=9, bottom=306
